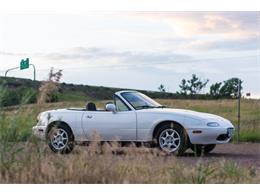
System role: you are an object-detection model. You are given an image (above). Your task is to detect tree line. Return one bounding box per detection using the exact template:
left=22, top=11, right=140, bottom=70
left=0, top=73, right=244, bottom=107
left=158, top=74, right=243, bottom=99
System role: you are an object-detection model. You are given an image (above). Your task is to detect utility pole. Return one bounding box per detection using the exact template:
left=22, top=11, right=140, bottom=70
left=237, top=80, right=241, bottom=143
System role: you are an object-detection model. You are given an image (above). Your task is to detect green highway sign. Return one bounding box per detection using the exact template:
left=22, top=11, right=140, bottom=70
left=5, top=58, right=36, bottom=80
left=20, top=58, right=29, bottom=70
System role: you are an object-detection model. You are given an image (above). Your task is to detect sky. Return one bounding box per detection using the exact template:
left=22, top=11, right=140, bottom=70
left=0, top=12, right=259, bottom=97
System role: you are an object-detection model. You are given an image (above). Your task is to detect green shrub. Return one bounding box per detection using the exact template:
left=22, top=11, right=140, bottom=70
left=47, top=91, right=59, bottom=103
left=0, top=87, right=37, bottom=107
left=0, top=88, right=20, bottom=107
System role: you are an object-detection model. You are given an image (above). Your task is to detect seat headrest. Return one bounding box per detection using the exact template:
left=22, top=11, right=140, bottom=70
left=86, top=102, right=96, bottom=111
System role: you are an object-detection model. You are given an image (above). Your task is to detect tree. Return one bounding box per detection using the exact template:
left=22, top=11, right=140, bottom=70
left=219, top=78, right=242, bottom=98
left=158, top=84, right=166, bottom=92
left=178, top=79, right=189, bottom=95
left=179, top=74, right=209, bottom=95
left=210, top=82, right=222, bottom=98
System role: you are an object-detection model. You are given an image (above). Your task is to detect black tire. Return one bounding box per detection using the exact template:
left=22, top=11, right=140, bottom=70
left=47, top=123, right=74, bottom=154
left=190, top=144, right=216, bottom=156
left=156, top=123, right=188, bottom=156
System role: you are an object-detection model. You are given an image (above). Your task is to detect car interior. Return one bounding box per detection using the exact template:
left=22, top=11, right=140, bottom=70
left=67, top=94, right=126, bottom=112
left=67, top=101, right=112, bottom=112
left=86, top=102, right=97, bottom=111
left=85, top=102, right=114, bottom=111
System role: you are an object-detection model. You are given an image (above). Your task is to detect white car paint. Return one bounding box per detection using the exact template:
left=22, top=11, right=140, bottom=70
left=32, top=90, right=235, bottom=145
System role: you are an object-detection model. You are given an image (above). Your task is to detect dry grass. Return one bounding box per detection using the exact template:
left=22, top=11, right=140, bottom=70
left=0, top=140, right=259, bottom=184
left=37, top=67, right=62, bottom=107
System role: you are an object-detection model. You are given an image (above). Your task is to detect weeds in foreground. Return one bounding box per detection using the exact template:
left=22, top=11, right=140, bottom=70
left=0, top=141, right=258, bottom=184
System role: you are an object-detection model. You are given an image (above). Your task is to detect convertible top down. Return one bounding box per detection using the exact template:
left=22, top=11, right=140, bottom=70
left=33, top=90, right=235, bottom=155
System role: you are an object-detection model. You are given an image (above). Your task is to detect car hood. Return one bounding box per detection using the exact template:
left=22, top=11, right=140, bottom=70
left=141, top=108, right=227, bottom=121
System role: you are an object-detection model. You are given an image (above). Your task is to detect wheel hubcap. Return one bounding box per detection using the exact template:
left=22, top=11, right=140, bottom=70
left=159, top=129, right=181, bottom=152
left=51, top=128, right=68, bottom=150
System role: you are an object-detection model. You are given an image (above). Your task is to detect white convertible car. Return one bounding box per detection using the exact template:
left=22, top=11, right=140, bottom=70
left=33, top=90, right=235, bottom=155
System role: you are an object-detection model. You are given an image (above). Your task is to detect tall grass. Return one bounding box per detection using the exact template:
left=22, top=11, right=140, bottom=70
left=0, top=141, right=259, bottom=184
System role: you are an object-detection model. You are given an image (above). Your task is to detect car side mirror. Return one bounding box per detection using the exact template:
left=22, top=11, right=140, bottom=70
left=106, top=103, right=116, bottom=113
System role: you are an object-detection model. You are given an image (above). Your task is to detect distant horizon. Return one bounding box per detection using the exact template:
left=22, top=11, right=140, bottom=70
left=1, top=75, right=259, bottom=100
left=0, top=12, right=259, bottom=98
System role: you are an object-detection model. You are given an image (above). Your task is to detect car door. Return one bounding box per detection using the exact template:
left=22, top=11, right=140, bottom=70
left=82, top=97, right=137, bottom=141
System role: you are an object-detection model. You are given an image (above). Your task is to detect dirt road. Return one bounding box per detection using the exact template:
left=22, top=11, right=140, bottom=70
left=88, top=143, right=260, bottom=170
left=75, top=142, right=260, bottom=169
left=180, top=143, right=260, bottom=170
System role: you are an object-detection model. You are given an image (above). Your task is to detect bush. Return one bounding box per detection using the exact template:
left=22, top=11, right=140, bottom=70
left=0, top=88, right=20, bottom=107
left=47, top=91, right=59, bottom=103
left=0, top=87, right=37, bottom=107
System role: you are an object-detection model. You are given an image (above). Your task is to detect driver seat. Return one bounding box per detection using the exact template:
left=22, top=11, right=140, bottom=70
left=86, top=102, right=97, bottom=111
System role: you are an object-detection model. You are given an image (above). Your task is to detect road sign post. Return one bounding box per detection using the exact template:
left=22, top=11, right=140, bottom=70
left=5, top=58, right=36, bottom=80
left=5, top=67, right=19, bottom=77
left=30, top=63, right=36, bottom=80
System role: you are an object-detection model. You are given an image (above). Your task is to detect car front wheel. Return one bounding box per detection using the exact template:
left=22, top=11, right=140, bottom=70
left=157, top=123, right=188, bottom=156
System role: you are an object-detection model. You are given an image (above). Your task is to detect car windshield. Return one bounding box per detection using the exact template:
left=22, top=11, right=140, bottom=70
left=121, top=92, right=163, bottom=110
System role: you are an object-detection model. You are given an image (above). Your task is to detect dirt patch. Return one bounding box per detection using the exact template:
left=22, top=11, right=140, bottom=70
left=171, top=143, right=260, bottom=172
left=75, top=142, right=260, bottom=169
left=206, top=143, right=260, bottom=168
left=94, top=143, right=260, bottom=170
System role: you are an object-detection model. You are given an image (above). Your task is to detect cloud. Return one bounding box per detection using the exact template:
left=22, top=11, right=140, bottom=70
left=179, top=36, right=259, bottom=51
left=1, top=45, right=257, bottom=73
left=38, top=47, right=193, bottom=68
left=0, top=51, right=26, bottom=56
left=132, top=12, right=259, bottom=39
left=0, top=46, right=195, bottom=71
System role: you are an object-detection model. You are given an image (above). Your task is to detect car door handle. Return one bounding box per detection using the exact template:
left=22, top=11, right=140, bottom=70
left=86, top=115, right=93, bottom=119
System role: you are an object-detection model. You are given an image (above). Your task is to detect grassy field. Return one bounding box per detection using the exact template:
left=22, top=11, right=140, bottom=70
left=1, top=98, right=259, bottom=142
left=0, top=98, right=259, bottom=183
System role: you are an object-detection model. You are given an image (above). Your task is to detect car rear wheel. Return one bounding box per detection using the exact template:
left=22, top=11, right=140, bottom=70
left=157, top=123, right=188, bottom=156
left=190, top=144, right=216, bottom=156
left=47, top=124, right=74, bottom=154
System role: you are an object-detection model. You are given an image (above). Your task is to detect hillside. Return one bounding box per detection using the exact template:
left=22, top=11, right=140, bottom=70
left=0, top=77, right=187, bottom=101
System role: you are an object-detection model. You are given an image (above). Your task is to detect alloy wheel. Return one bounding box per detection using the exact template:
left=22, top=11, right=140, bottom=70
left=159, top=129, right=181, bottom=152
left=51, top=128, right=69, bottom=150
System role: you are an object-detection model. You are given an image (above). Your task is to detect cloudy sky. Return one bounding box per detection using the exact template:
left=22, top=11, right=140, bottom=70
left=0, top=12, right=259, bottom=97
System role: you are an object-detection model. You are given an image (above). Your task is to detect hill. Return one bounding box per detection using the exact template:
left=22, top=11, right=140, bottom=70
left=0, top=76, right=210, bottom=106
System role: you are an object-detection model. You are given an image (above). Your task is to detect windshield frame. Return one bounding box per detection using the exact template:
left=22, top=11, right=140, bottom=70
left=120, top=91, right=162, bottom=110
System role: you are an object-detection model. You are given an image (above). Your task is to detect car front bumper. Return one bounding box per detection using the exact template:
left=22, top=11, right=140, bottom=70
left=187, top=127, right=235, bottom=144
left=32, top=125, right=47, bottom=140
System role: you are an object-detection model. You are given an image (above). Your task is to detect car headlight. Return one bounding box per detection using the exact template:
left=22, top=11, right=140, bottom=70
left=207, top=122, right=220, bottom=127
